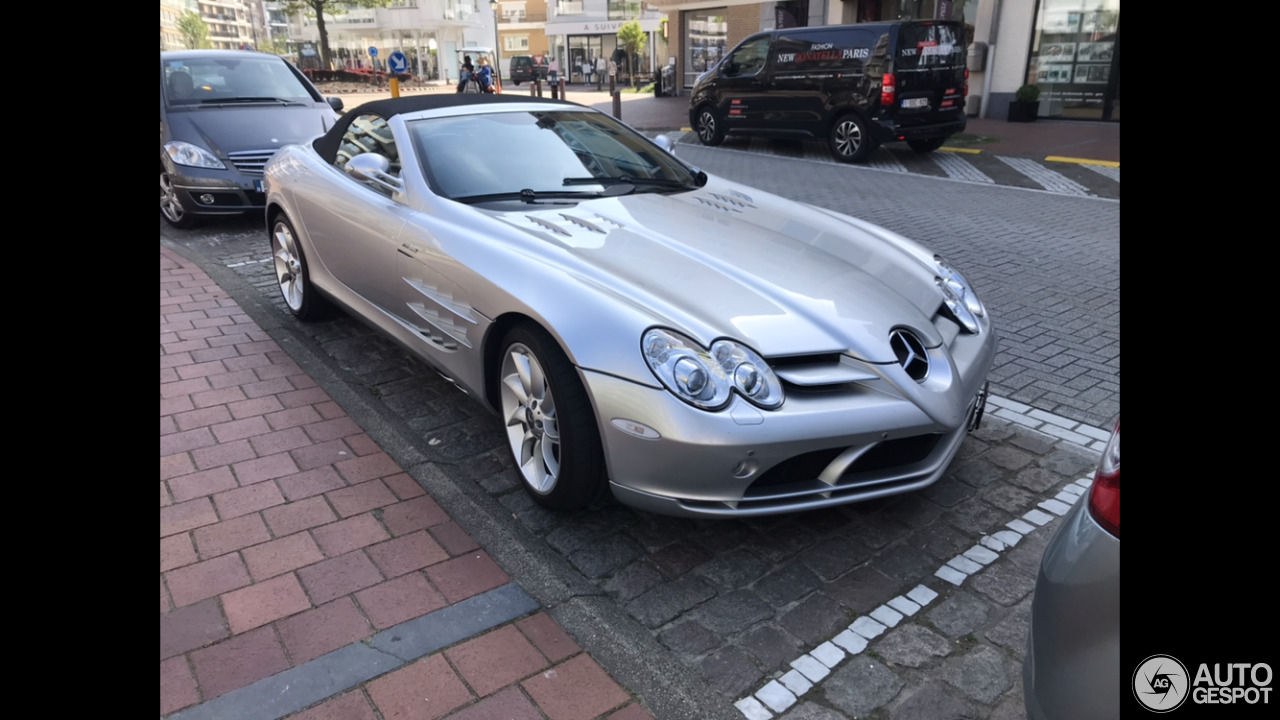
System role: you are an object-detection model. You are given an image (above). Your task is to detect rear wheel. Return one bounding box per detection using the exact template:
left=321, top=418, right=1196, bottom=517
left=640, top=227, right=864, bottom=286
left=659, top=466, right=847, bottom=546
left=694, top=105, right=724, bottom=147
left=829, top=114, right=876, bottom=163
left=269, top=214, right=331, bottom=321
left=498, top=324, right=606, bottom=511
left=907, top=137, right=946, bottom=153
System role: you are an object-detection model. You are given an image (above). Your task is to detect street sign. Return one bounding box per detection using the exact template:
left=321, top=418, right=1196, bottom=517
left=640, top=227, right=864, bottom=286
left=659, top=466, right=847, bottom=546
left=368, top=46, right=378, bottom=58
left=388, top=51, right=409, bottom=74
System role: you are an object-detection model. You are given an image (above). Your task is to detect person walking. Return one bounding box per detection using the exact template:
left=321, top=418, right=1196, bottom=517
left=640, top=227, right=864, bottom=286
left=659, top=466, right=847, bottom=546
left=596, top=56, right=607, bottom=91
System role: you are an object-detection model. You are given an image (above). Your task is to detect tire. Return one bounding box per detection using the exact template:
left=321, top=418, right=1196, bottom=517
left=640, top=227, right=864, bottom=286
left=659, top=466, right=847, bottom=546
left=160, top=168, right=199, bottom=229
left=694, top=105, right=725, bottom=147
left=269, top=214, right=331, bottom=321
left=829, top=113, right=877, bottom=163
left=907, top=137, right=946, bottom=153
left=498, top=324, right=606, bottom=511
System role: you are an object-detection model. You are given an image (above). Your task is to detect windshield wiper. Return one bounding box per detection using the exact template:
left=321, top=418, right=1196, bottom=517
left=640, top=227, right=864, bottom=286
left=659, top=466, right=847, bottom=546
left=452, top=188, right=624, bottom=205
left=199, top=97, right=306, bottom=106
left=563, top=175, right=698, bottom=191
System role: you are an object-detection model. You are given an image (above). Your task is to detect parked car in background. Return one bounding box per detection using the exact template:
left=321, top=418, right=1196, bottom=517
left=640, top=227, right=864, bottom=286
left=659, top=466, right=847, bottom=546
left=689, top=20, right=969, bottom=163
left=262, top=94, right=996, bottom=517
left=1023, top=419, right=1120, bottom=719
left=160, top=50, right=345, bottom=228
left=509, top=55, right=549, bottom=85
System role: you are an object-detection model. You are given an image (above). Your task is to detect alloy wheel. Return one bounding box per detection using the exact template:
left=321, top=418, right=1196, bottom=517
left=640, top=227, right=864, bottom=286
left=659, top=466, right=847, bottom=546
left=271, top=221, right=306, bottom=312
left=500, top=343, right=561, bottom=495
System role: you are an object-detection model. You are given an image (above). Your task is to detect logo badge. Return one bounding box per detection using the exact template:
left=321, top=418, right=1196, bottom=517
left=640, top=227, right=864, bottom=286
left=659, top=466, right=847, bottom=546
left=1134, top=654, right=1190, bottom=712
left=889, top=329, right=929, bottom=382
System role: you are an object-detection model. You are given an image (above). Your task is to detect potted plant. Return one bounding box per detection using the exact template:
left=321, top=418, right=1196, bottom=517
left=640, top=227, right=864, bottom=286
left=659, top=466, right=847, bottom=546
left=1008, top=83, right=1041, bottom=122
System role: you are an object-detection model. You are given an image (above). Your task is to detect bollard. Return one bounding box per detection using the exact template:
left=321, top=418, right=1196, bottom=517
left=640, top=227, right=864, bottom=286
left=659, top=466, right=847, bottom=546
left=533, top=79, right=541, bottom=98
left=558, top=77, right=566, bottom=101
left=612, top=91, right=621, bottom=119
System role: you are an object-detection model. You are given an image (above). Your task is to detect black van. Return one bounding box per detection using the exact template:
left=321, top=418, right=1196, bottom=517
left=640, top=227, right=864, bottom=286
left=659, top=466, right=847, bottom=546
left=509, top=55, right=549, bottom=85
left=689, top=20, right=968, bottom=163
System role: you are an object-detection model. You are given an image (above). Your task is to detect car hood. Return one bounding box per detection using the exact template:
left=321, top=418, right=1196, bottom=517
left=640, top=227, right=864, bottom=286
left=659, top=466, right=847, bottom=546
left=165, top=105, right=336, bottom=155
left=495, top=179, right=947, bottom=364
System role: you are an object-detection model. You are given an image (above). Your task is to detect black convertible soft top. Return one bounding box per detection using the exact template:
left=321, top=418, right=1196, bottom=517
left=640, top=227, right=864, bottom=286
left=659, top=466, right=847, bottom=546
left=312, top=93, right=581, bottom=164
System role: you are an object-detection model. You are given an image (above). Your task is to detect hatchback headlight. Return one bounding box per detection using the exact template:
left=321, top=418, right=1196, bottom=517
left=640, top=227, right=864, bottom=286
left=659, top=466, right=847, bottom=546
left=165, top=141, right=226, bottom=170
left=642, top=328, right=784, bottom=410
left=934, top=255, right=986, bottom=333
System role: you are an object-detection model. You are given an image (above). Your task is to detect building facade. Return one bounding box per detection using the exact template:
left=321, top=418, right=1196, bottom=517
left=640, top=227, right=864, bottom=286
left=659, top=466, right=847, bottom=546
left=649, top=0, right=1119, bottom=122
left=543, top=1, right=668, bottom=84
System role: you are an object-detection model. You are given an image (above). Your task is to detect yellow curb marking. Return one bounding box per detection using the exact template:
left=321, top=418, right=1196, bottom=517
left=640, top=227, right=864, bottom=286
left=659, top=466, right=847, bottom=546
left=680, top=127, right=692, bottom=132
left=940, top=147, right=981, bottom=154
left=1045, top=156, right=1120, bottom=168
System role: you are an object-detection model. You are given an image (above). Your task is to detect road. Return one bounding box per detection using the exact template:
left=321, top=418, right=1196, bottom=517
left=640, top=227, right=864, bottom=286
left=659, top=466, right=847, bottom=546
left=161, top=143, right=1118, bottom=719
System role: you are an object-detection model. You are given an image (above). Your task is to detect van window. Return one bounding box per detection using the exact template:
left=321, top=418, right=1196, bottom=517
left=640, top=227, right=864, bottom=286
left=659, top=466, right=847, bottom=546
left=773, top=29, right=880, bottom=75
left=722, top=36, right=771, bottom=76
left=895, top=23, right=965, bottom=70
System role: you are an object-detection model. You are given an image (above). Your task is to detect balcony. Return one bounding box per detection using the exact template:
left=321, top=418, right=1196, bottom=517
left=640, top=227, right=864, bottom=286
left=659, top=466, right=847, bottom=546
left=501, top=12, right=548, bottom=23
left=556, top=1, right=584, bottom=16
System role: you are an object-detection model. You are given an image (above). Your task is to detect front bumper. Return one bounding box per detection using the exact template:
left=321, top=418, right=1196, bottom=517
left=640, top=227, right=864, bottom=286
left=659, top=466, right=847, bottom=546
left=164, top=162, right=267, bottom=217
left=582, top=328, right=996, bottom=518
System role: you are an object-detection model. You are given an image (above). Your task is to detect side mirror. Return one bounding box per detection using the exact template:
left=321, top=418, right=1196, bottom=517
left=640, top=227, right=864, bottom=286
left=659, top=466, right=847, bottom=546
left=327, top=96, right=345, bottom=113
left=345, top=153, right=403, bottom=194
left=653, top=134, right=674, bottom=153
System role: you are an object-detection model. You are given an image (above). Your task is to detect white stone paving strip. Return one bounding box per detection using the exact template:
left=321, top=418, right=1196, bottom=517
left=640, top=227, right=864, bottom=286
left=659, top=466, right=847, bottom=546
left=997, top=156, right=1094, bottom=196
left=1085, top=164, right=1120, bottom=182
left=735, top=401, right=1113, bottom=717
left=866, top=151, right=911, bottom=174
left=933, top=151, right=995, bottom=183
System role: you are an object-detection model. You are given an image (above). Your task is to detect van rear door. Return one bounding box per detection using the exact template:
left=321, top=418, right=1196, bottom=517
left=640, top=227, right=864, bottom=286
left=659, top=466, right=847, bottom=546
left=891, top=21, right=966, bottom=124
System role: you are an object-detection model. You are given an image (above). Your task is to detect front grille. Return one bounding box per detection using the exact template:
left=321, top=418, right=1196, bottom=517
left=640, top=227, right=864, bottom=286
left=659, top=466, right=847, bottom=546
left=226, top=149, right=278, bottom=177
left=748, top=434, right=941, bottom=491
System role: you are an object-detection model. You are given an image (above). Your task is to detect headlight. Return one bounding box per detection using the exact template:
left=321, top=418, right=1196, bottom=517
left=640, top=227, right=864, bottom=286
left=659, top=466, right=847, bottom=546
left=164, top=141, right=226, bottom=170
left=642, top=328, right=784, bottom=410
left=934, top=255, right=986, bottom=334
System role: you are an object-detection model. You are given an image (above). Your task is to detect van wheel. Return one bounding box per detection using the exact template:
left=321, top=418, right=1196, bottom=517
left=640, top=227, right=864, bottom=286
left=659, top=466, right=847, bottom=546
left=694, top=105, right=724, bottom=146
left=907, top=138, right=946, bottom=153
left=830, top=114, right=876, bottom=163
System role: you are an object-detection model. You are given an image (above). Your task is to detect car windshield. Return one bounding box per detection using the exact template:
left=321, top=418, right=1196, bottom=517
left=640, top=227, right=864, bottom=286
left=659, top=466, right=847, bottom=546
left=408, top=110, right=701, bottom=203
left=163, top=55, right=316, bottom=106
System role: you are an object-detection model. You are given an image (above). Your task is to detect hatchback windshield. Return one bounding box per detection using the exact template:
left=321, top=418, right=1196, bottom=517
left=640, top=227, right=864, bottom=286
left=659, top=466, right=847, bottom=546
left=408, top=110, right=701, bottom=202
left=163, top=55, right=317, bottom=106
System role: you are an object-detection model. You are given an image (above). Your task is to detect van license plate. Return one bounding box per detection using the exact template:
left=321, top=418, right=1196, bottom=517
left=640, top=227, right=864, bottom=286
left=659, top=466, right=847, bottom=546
left=903, top=98, right=929, bottom=109
left=254, top=180, right=264, bottom=192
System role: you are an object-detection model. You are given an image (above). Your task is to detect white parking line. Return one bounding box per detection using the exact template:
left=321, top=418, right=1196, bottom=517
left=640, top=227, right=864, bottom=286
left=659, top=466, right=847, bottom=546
left=997, top=156, right=1094, bottom=196
left=932, top=151, right=995, bottom=183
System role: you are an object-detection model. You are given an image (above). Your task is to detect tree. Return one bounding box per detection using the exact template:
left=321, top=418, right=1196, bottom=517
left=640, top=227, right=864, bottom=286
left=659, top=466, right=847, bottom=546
left=281, top=1, right=392, bottom=70
left=177, top=10, right=212, bottom=50
left=616, top=20, right=647, bottom=88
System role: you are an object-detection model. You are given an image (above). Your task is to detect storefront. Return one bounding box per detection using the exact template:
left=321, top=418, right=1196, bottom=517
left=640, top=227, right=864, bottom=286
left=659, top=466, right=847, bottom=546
left=1025, top=0, right=1119, bottom=120
left=683, top=9, right=729, bottom=87
left=543, top=18, right=666, bottom=84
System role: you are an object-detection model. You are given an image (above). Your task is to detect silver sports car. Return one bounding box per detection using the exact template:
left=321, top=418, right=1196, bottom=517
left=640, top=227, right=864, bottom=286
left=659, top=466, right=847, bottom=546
left=263, top=94, right=996, bottom=517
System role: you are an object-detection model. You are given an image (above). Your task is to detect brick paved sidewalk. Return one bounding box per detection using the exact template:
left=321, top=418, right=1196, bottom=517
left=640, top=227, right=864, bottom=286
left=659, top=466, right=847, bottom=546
left=161, top=246, right=653, bottom=720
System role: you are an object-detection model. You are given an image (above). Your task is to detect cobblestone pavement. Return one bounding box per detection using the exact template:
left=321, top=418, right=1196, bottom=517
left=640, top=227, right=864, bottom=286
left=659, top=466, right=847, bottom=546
left=162, top=133, right=1118, bottom=718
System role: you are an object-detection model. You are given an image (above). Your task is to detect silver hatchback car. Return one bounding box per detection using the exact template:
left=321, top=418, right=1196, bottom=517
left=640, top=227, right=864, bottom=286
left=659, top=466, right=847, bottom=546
left=1023, top=419, right=1120, bottom=719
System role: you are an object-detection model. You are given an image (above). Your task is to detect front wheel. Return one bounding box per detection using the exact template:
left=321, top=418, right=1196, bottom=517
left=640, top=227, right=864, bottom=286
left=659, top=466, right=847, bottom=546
left=160, top=169, right=198, bottom=229
left=829, top=114, right=877, bottom=163
left=907, top=137, right=946, bottom=153
left=498, top=324, right=606, bottom=511
left=694, top=105, right=725, bottom=147
left=269, top=214, right=332, bottom=321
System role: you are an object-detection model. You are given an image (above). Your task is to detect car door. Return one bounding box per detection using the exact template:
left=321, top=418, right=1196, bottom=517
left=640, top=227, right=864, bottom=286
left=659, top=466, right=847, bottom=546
left=713, top=35, right=775, bottom=132
left=293, top=113, right=408, bottom=318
